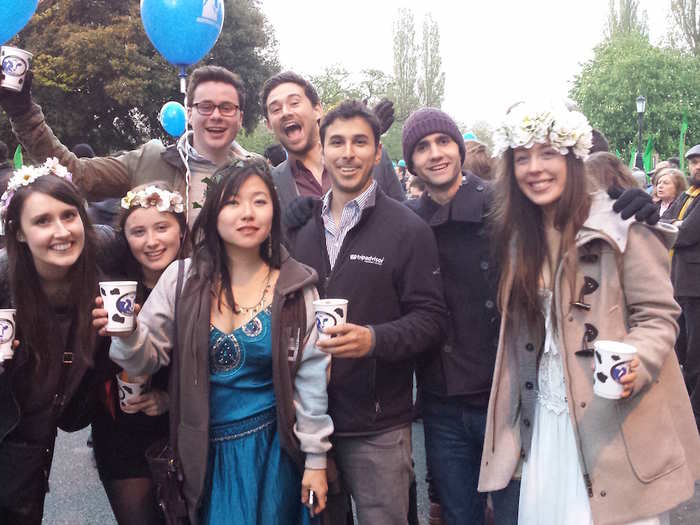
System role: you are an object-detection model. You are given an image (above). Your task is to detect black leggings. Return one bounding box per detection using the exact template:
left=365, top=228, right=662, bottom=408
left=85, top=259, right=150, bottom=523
left=0, top=500, right=45, bottom=525
left=103, top=477, right=164, bottom=525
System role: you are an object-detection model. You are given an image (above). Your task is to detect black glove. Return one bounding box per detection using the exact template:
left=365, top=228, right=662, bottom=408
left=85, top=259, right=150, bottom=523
left=0, top=69, right=33, bottom=118
left=284, top=196, right=315, bottom=231
left=608, top=186, right=660, bottom=225
left=372, top=99, right=395, bottom=136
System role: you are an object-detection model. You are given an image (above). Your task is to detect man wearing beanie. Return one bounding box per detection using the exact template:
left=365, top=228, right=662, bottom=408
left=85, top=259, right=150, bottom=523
left=403, top=107, right=519, bottom=525
left=291, top=100, right=446, bottom=525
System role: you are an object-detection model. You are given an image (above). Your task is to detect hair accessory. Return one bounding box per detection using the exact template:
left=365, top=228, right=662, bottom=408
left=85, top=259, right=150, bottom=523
left=0, top=157, right=73, bottom=234
left=492, top=102, right=593, bottom=160
left=192, top=158, right=271, bottom=209
left=121, top=185, right=185, bottom=214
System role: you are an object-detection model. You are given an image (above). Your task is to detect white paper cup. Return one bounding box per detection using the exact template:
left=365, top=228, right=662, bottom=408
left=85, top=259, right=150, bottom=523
left=0, top=309, right=16, bottom=361
left=116, top=372, right=150, bottom=414
left=99, top=281, right=137, bottom=333
left=1, top=46, right=32, bottom=92
left=593, top=340, right=637, bottom=399
left=313, top=299, right=348, bottom=341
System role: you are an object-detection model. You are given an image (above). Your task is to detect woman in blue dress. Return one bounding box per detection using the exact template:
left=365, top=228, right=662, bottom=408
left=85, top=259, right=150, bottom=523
left=94, top=159, right=333, bottom=524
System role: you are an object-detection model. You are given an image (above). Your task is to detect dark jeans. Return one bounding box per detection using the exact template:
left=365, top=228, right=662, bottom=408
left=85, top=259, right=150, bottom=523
left=422, top=395, right=519, bottom=525
left=676, top=297, right=700, bottom=425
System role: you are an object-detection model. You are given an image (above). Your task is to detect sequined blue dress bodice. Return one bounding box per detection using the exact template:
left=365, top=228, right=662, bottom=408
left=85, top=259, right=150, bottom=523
left=209, top=308, right=276, bottom=425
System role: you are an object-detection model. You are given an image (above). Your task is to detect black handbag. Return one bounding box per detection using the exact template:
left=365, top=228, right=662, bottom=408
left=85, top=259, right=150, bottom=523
left=145, top=260, right=189, bottom=525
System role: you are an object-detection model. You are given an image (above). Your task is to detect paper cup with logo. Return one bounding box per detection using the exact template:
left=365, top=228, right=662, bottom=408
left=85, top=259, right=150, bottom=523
left=116, top=371, right=150, bottom=414
left=593, top=340, right=638, bottom=399
left=99, top=281, right=138, bottom=333
left=0, top=309, right=16, bottom=361
left=313, top=299, right=348, bottom=341
left=1, top=46, right=33, bottom=92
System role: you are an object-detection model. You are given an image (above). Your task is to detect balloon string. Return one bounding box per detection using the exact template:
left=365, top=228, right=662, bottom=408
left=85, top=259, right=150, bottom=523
left=179, top=66, right=187, bottom=106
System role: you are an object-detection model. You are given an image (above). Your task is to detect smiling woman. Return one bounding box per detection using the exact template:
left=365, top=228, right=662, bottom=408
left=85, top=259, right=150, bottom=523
left=91, top=181, right=189, bottom=525
left=0, top=160, right=109, bottom=523
left=481, top=102, right=700, bottom=524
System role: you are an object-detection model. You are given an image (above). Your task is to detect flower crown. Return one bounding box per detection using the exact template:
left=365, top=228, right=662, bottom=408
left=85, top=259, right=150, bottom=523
left=121, top=185, right=185, bottom=214
left=492, top=102, right=593, bottom=160
left=0, top=157, right=74, bottom=234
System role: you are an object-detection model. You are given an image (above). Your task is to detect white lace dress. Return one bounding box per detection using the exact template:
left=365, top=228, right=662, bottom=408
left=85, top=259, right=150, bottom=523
left=517, top=291, right=668, bottom=525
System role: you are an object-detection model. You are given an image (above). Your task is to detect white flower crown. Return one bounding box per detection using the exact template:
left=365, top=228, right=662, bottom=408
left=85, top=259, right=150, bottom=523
left=121, top=185, right=185, bottom=214
left=0, top=157, right=74, bottom=234
left=492, top=102, right=593, bottom=160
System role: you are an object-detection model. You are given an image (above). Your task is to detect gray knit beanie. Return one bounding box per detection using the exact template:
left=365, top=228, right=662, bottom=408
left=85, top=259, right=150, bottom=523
left=402, top=108, right=466, bottom=173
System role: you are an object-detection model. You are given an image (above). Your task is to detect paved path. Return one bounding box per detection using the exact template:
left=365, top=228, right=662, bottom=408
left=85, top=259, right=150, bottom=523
left=43, top=424, right=700, bottom=524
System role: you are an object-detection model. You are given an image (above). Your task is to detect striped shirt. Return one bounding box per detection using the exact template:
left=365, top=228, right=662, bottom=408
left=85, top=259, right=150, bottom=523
left=321, top=181, right=378, bottom=269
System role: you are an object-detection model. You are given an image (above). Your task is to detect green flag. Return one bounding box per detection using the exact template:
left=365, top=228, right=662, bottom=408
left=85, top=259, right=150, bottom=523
left=680, top=110, right=689, bottom=172
left=628, top=146, right=637, bottom=169
left=12, top=146, right=22, bottom=169
left=642, top=137, right=654, bottom=173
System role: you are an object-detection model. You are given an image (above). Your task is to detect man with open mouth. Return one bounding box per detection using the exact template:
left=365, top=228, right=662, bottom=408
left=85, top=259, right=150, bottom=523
left=0, top=65, right=257, bottom=226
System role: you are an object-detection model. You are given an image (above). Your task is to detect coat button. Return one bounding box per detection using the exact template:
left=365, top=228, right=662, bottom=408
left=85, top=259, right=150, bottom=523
left=523, top=418, right=531, bottom=427
left=525, top=343, right=534, bottom=352
left=568, top=316, right=574, bottom=322
left=476, top=184, right=485, bottom=192
left=485, top=299, right=495, bottom=309
left=525, top=381, right=534, bottom=390
left=600, top=490, right=606, bottom=497
left=480, top=261, right=489, bottom=270
left=580, top=402, right=586, bottom=408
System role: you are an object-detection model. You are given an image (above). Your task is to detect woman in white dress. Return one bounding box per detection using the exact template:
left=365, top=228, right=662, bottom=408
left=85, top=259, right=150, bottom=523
left=477, top=102, right=700, bottom=525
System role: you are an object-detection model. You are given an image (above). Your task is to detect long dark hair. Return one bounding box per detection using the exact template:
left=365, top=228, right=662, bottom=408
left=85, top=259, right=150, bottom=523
left=491, top=148, right=591, bottom=328
left=4, top=174, right=98, bottom=369
left=116, top=182, right=190, bottom=300
left=189, top=159, right=282, bottom=311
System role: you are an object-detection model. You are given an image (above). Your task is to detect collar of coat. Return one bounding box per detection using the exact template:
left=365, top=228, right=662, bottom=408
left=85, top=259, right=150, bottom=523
left=578, top=190, right=678, bottom=252
left=416, top=171, right=490, bottom=226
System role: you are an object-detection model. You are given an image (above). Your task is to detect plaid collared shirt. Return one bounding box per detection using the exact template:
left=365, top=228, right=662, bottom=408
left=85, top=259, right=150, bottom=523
left=321, top=181, right=378, bottom=269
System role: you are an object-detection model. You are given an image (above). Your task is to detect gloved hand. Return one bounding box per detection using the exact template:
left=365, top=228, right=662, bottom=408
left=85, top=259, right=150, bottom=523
left=284, top=196, right=315, bottom=230
left=608, top=186, right=660, bottom=225
left=0, top=69, right=33, bottom=118
left=372, top=99, right=395, bottom=135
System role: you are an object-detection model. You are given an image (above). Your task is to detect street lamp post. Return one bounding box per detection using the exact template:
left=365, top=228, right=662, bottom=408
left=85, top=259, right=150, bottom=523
left=635, top=95, right=646, bottom=170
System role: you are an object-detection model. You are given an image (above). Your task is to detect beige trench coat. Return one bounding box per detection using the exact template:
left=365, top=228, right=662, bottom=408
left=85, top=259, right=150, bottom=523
left=479, top=192, right=700, bottom=524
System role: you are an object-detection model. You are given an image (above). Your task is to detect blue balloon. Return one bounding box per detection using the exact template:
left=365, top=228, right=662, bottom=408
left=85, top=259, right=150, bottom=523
left=141, top=0, right=225, bottom=67
left=0, top=0, right=39, bottom=45
left=159, top=101, right=187, bottom=137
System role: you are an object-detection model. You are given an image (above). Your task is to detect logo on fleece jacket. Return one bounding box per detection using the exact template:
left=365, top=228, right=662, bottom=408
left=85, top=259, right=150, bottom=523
left=349, top=253, right=384, bottom=266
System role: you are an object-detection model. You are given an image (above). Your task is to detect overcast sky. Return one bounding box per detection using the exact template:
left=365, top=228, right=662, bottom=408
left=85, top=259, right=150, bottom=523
left=260, top=0, right=671, bottom=128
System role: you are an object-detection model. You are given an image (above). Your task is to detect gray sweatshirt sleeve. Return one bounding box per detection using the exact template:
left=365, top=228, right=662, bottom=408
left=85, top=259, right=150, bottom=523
left=109, top=259, right=184, bottom=376
left=293, top=285, right=334, bottom=470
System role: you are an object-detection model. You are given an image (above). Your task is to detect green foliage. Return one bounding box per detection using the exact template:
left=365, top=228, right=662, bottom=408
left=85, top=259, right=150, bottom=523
left=606, top=0, right=649, bottom=40
left=1, top=0, right=279, bottom=155
left=417, top=14, right=445, bottom=108
left=570, top=33, right=700, bottom=162
left=670, top=0, right=700, bottom=56
left=236, top=123, right=276, bottom=155
left=309, top=65, right=362, bottom=110
left=391, top=8, right=419, bottom=120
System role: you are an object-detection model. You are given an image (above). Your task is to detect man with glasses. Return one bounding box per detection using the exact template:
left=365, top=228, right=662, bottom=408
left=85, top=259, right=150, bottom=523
left=0, top=65, right=255, bottom=224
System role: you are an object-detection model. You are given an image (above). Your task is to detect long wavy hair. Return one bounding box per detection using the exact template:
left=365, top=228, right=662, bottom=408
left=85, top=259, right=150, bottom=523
left=491, top=148, right=591, bottom=328
left=4, top=174, right=98, bottom=369
left=189, top=159, right=282, bottom=312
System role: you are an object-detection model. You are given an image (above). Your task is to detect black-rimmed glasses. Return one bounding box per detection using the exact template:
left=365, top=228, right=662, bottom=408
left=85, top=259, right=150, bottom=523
left=191, top=101, right=240, bottom=117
